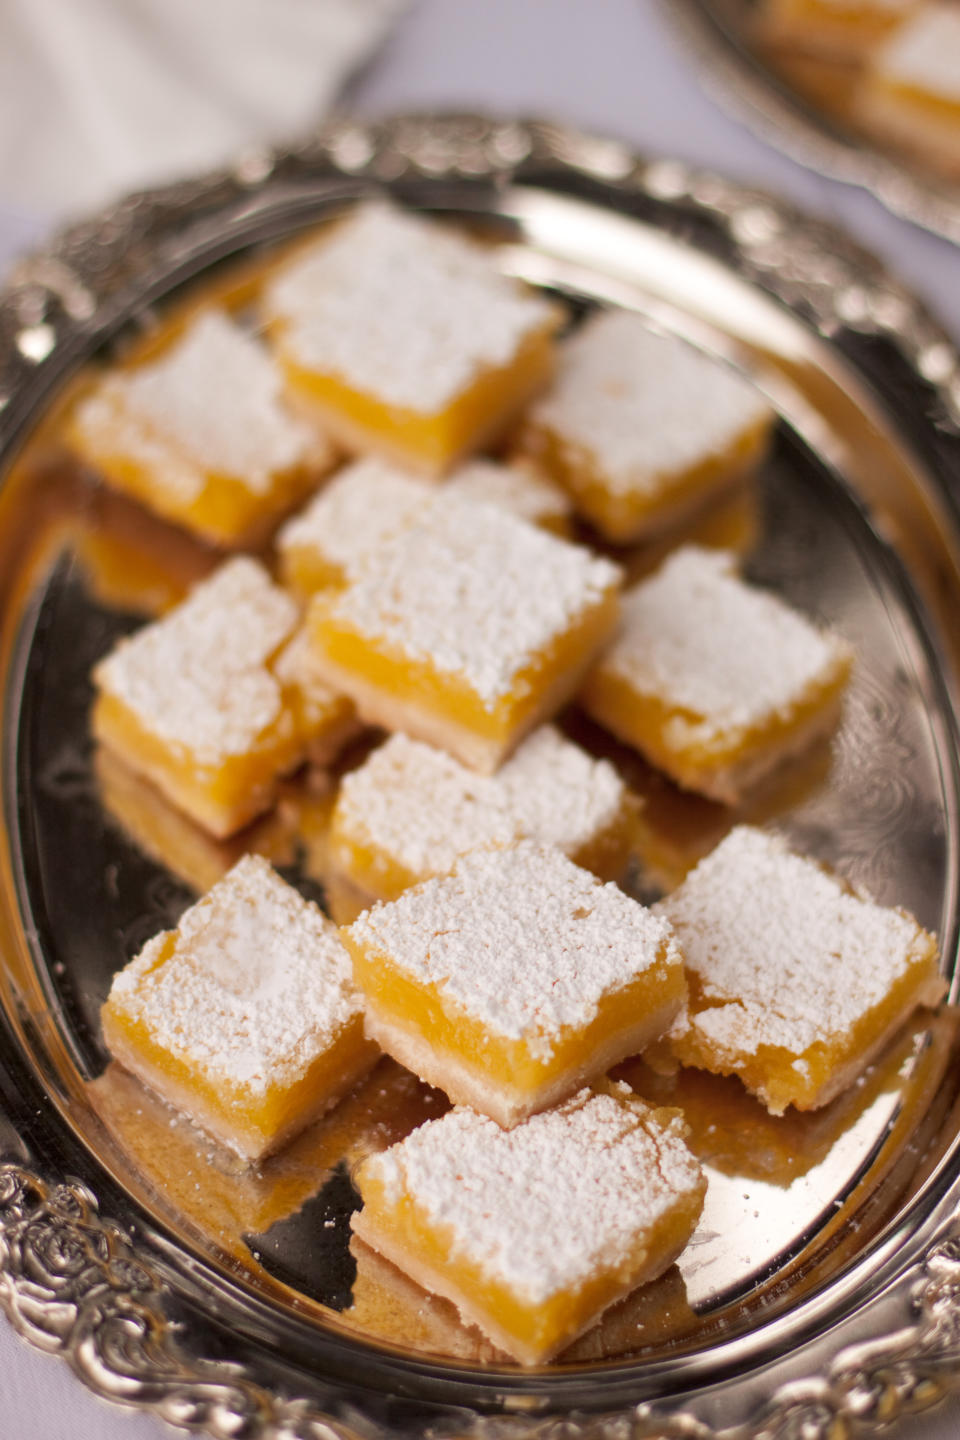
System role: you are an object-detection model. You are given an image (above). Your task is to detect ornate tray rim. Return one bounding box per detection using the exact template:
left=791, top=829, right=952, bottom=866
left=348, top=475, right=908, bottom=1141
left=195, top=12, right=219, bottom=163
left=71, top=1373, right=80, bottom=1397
left=2, top=112, right=960, bottom=1440
left=659, top=0, right=960, bottom=247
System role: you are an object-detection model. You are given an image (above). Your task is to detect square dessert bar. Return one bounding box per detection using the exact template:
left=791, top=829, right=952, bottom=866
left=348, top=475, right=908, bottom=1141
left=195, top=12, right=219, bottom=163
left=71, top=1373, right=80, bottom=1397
left=656, top=826, right=944, bottom=1114
left=580, top=546, right=852, bottom=804
left=341, top=843, right=686, bottom=1127
left=308, top=492, right=622, bottom=773
left=69, top=311, right=334, bottom=546
left=278, top=456, right=573, bottom=598
left=351, top=1085, right=706, bottom=1365
left=857, top=7, right=960, bottom=178
left=93, top=556, right=355, bottom=837
left=758, top=0, right=919, bottom=61
left=278, top=458, right=426, bottom=596
left=447, top=458, right=572, bottom=535
left=262, top=203, right=562, bottom=476
left=328, top=726, right=642, bottom=903
left=516, top=310, right=773, bottom=544
left=102, top=855, right=378, bottom=1161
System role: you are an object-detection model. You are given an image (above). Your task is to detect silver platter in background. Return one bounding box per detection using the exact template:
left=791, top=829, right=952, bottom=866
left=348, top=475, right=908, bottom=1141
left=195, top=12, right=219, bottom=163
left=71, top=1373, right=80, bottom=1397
left=662, top=0, right=960, bottom=246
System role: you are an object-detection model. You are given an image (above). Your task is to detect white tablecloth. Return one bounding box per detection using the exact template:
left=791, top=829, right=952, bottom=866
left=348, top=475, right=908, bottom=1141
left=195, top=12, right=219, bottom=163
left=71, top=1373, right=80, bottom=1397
left=2, top=1, right=960, bottom=1434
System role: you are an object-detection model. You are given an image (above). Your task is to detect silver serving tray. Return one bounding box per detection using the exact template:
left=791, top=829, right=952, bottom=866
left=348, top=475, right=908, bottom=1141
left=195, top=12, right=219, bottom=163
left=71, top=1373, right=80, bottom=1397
left=3, top=114, right=960, bottom=1440
left=662, top=0, right=960, bottom=245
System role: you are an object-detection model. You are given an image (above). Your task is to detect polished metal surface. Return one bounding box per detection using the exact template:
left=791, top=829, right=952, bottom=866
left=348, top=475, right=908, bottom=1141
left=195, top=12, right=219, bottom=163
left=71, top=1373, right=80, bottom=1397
left=661, top=0, right=960, bottom=246
left=2, top=114, right=960, bottom=1438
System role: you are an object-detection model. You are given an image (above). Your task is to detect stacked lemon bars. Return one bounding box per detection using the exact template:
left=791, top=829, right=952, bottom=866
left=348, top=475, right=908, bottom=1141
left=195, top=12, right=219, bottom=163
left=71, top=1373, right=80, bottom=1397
left=70, top=202, right=942, bottom=1364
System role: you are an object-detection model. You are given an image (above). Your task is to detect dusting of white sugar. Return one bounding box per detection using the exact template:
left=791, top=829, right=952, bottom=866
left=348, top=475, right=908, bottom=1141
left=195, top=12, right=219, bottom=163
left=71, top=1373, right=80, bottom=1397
left=108, top=855, right=362, bottom=1094
left=95, top=556, right=298, bottom=763
left=278, top=458, right=427, bottom=582
left=346, top=842, right=680, bottom=1054
left=530, top=310, right=770, bottom=495
left=599, top=546, right=850, bottom=735
left=320, top=492, right=620, bottom=706
left=656, top=826, right=936, bottom=1057
left=279, top=455, right=573, bottom=589
left=500, top=724, right=628, bottom=853
left=876, top=6, right=960, bottom=100
left=335, top=732, right=517, bottom=875
left=264, top=203, right=556, bottom=414
left=362, top=1087, right=704, bottom=1303
left=335, top=725, right=627, bottom=878
left=446, top=458, right=571, bottom=528
left=74, top=311, right=325, bottom=502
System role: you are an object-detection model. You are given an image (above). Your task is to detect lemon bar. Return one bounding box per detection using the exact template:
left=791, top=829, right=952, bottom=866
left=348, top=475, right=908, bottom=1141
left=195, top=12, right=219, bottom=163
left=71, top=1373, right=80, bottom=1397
left=278, top=456, right=573, bottom=598
left=447, top=458, right=572, bottom=535
left=277, top=459, right=426, bottom=596
left=517, top=311, right=773, bottom=544
left=351, top=1085, right=706, bottom=1365
left=308, top=493, right=621, bottom=774
left=93, top=557, right=354, bottom=837
left=580, top=546, right=852, bottom=804
left=262, top=203, right=561, bottom=476
left=341, top=843, right=686, bottom=1127
left=656, top=826, right=944, bottom=1114
left=759, top=0, right=919, bottom=60
left=857, top=6, right=960, bottom=177
left=69, top=311, right=334, bottom=546
left=102, top=855, right=379, bottom=1162
left=329, top=726, right=641, bottom=903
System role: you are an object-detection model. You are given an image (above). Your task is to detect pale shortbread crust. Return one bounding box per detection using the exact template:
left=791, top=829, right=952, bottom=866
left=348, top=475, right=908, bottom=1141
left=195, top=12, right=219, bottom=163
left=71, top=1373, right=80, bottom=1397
left=102, top=1010, right=372, bottom=1163
left=350, top=1201, right=692, bottom=1366
left=361, top=990, right=685, bottom=1129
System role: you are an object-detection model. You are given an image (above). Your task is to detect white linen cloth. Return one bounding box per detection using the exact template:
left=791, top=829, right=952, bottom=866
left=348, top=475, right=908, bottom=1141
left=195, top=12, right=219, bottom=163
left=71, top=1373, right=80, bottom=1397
left=0, top=0, right=406, bottom=218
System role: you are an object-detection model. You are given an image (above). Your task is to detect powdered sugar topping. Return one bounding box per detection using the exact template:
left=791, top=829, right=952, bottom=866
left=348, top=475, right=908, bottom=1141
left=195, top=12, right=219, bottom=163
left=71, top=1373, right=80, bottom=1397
left=500, top=724, right=628, bottom=853
left=335, top=732, right=517, bottom=875
left=334, top=726, right=628, bottom=879
left=278, top=458, right=427, bottom=582
left=346, top=842, right=680, bottom=1053
left=278, top=455, right=573, bottom=591
left=530, top=310, right=770, bottom=494
left=75, top=311, right=324, bottom=501
left=447, top=458, right=571, bottom=527
left=656, top=826, right=936, bottom=1057
left=361, top=1087, right=704, bottom=1302
left=600, top=547, right=850, bottom=735
left=319, top=493, right=620, bottom=706
left=108, top=855, right=362, bottom=1093
left=95, top=556, right=298, bottom=763
left=265, top=203, right=556, bottom=414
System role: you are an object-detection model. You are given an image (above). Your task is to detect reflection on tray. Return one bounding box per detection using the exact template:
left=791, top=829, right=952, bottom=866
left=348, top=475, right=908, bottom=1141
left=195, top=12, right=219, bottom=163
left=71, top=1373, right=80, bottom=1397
left=345, top=1236, right=698, bottom=1364
left=95, top=743, right=328, bottom=896
left=563, top=710, right=834, bottom=896
left=614, top=1020, right=924, bottom=1187
left=88, top=1057, right=447, bottom=1249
